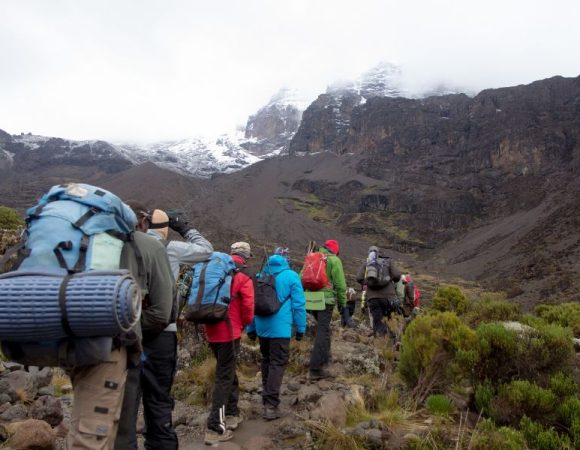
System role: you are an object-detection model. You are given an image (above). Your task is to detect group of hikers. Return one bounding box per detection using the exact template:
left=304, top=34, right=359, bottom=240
left=0, top=183, right=420, bottom=449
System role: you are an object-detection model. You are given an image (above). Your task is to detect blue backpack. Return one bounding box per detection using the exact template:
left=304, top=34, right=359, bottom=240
left=0, top=183, right=142, bottom=364
left=185, top=252, right=236, bottom=324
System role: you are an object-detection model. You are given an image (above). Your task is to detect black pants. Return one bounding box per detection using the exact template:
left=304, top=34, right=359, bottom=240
left=309, top=304, right=333, bottom=374
left=207, top=339, right=240, bottom=432
left=114, top=331, right=178, bottom=450
left=346, top=301, right=356, bottom=317
left=259, top=338, right=290, bottom=408
left=368, top=298, right=396, bottom=338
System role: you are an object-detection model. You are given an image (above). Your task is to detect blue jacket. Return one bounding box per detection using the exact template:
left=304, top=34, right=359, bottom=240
left=247, top=255, right=306, bottom=338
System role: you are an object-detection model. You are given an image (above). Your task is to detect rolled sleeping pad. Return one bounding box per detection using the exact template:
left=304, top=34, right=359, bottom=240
left=0, top=270, right=141, bottom=342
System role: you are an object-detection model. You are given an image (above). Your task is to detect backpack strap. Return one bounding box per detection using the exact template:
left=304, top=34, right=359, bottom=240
left=194, top=262, right=209, bottom=306
left=58, top=274, right=76, bottom=337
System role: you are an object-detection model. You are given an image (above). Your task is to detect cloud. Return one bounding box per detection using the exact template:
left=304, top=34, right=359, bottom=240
left=0, top=0, right=579, bottom=141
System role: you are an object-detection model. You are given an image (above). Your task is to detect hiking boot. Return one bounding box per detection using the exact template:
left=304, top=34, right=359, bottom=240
left=204, top=428, right=234, bottom=445
left=263, top=406, right=282, bottom=421
left=309, top=369, right=334, bottom=381
left=225, top=415, right=243, bottom=430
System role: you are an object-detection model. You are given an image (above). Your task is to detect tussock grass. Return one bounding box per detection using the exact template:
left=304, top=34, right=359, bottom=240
left=172, top=357, right=216, bottom=406
left=52, top=369, right=71, bottom=398
left=306, top=419, right=367, bottom=450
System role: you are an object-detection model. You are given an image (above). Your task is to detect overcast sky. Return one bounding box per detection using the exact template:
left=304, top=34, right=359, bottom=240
left=1, top=0, right=579, bottom=142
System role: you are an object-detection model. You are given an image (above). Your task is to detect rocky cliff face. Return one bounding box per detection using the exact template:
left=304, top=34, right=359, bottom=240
left=241, top=88, right=306, bottom=157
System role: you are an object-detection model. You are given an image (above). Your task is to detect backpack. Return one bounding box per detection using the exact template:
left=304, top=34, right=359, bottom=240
left=253, top=257, right=290, bottom=317
left=0, top=183, right=142, bottom=368
left=185, top=252, right=236, bottom=324
left=414, top=285, right=421, bottom=307
left=365, top=255, right=391, bottom=288
left=301, top=250, right=329, bottom=291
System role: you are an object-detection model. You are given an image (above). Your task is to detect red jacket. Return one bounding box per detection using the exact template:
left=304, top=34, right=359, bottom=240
left=204, top=254, right=255, bottom=343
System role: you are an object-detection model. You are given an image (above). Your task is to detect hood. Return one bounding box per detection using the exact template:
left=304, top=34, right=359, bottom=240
left=264, top=254, right=290, bottom=275
left=231, top=254, right=247, bottom=266
left=147, top=229, right=163, bottom=241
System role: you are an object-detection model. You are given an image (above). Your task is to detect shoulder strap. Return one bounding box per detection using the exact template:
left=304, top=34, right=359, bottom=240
left=194, top=262, right=209, bottom=306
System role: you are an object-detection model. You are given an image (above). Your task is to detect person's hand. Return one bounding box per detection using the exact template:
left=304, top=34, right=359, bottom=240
left=295, top=332, right=304, bottom=341
left=247, top=330, right=257, bottom=341
left=168, top=214, right=190, bottom=237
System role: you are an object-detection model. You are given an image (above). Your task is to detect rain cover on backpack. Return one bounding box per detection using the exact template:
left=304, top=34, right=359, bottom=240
left=185, top=252, right=236, bottom=324
left=301, top=252, right=329, bottom=291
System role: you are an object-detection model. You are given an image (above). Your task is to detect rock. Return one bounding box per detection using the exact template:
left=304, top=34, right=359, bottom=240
left=2, top=362, right=24, bottom=372
left=28, top=367, right=53, bottom=389
left=3, top=371, right=37, bottom=402
left=297, top=385, right=322, bottom=404
left=342, top=330, right=360, bottom=343
left=310, top=393, right=347, bottom=427
left=317, top=380, right=333, bottom=391
left=0, top=402, right=11, bottom=414
left=0, top=380, right=17, bottom=403
left=344, top=384, right=365, bottom=408
left=174, top=424, right=187, bottom=434
left=0, top=403, right=28, bottom=422
left=287, top=382, right=301, bottom=392
left=0, top=394, right=11, bottom=405
left=6, top=419, right=55, bottom=450
left=37, top=386, right=55, bottom=397
left=573, top=338, right=580, bottom=352
left=242, top=436, right=275, bottom=450
left=29, top=395, right=63, bottom=427
left=54, top=421, right=69, bottom=439
left=364, top=428, right=384, bottom=448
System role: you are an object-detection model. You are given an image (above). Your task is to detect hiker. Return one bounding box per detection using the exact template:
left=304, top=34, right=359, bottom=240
left=303, top=240, right=347, bottom=380
left=115, top=205, right=182, bottom=450
left=356, top=245, right=402, bottom=341
left=247, top=253, right=306, bottom=419
left=203, top=242, right=255, bottom=444
left=401, top=275, right=420, bottom=328
left=346, top=287, right=358, bottom=318
left=340, top=287, right=358, bottom=328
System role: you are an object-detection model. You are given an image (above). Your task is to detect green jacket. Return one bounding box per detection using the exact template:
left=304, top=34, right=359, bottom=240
left=319, top=247, right=347, bottom=307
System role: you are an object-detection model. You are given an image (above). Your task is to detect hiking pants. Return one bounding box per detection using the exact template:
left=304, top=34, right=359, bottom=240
left=309, top=304, right=334, bottom=374
left=346, top=300, right=356, bottom=317
left=368, top=297, right=396, bottom=339
left=67, top=347, right=127, bottom=450
left=259, top=337, right=290, bottom=408
left=113, top=365, right=140, bottom=450
left=141, top=331, right=178, bottom=450
left=207, top=339, right=240, bottom=432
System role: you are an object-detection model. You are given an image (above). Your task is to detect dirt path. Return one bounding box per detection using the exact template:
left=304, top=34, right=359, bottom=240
left=178, top=418, right=277, bottom=449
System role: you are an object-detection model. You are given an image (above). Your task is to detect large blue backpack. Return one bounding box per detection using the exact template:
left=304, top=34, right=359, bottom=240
left=185, top=252, right=236, bottom=324
left=0, top=183, right=142, bottom=366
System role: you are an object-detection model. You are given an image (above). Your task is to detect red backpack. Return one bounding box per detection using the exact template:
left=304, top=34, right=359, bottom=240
left=414, top=285, right=421, bottom=307
left=301, top=243, right=329, bottom=291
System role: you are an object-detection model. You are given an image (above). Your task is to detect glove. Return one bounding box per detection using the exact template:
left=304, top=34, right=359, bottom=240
left=168, top=214, right=190, bottom=238
left=295, top=332, right=304, bottom=341
left=247, top=330, right=257, bottom=341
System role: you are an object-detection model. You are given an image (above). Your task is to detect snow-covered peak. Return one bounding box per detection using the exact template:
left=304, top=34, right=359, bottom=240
left=327, top=62, right=405, bottom=99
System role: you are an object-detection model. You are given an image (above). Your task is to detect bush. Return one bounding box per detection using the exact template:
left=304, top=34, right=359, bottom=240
left=469, top=322, right=574, bottom=385
left=0, top=206, right=24, bottom=230
left=549, top=372, right=579, bottom=399
left=399, top=312, right=476, bottom=399
left=557, top=397, right=580, bottom=446
left=464, top=294, right=521, bottom=327
left=474, top=381, right=495, bottom=416
left=535, top=303, right=580, bottom=337
left=425, top=394, right=453, bottom=417
left=431, top=285, right=469, bottom=314
left=470, top=419, right=527, bottom=450
left=491, top=380, right=557, bottom=425
left=520, top=416, right=573, bottom=450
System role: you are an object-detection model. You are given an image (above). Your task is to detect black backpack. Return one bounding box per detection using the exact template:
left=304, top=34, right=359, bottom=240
left=253, top=257, right=290, bottom=317
left=366, top=256, right=391, bottom=288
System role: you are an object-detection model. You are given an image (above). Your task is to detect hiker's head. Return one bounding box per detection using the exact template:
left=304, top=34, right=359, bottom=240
left=368, top=245, right=380, bottom=254
left=150, top=209, right=170, bottom=240
left=324, top=239, right=340, bottom=255
left=127, top=201, right=152, bottom=232
left=231, top=241, right=252, bottom=260
left=403, top=275, right=412, bottom=284
left=274, top=247, right=289, bottom=258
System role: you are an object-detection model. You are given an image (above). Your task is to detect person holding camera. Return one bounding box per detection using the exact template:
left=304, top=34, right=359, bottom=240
left=246, top=253, right=306, bottom=421
left=116, top=208, right=213, bottom=450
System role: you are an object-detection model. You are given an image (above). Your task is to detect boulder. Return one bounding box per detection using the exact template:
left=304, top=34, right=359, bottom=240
left=29, top=395, right=63, bottom=427
left=310, top=393, right=347, bottom=427
left=6, top=419, right=55, bottom=450
left=28, top=367, right=53, bottom=389
left=297, top=385, right=322, bottom=404
left=0, top=403, right=28, bottom=422
left=2, top=362, right=24, bottom=372
left=344, top=384, right=365, bottom=408
left=3, top=371, right=37, bottom=402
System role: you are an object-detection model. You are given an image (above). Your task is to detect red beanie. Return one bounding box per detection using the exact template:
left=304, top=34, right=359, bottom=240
left=324, top=239, right=340, bottom=255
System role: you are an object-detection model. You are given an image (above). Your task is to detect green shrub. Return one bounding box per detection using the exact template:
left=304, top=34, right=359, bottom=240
left=557, top=397, right=580, bottom=446
left=469, top=322, right=574, bottom=385
left=520, top=416, right=573, bottom=450
left=491, top=380, right=557, bottom=425
left=470, top=419, right=526, bottom=450
left=474, top=381, right=495, bottom=416
left=549, top=372, right=579, bottom=399
left=431, top=285, right=469, bottom=314
left=399, top=312, right=476, bottom=398
left=425, top=394, right=453, bottom=417
left=0, top=206, right=24, bottom=230
left=464, top=294, right=521, bottom=327
left=535, top=303, right=580, bottom=337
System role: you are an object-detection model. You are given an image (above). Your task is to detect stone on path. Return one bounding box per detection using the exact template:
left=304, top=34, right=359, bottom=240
left=6, top=419, right=55, bottom=450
